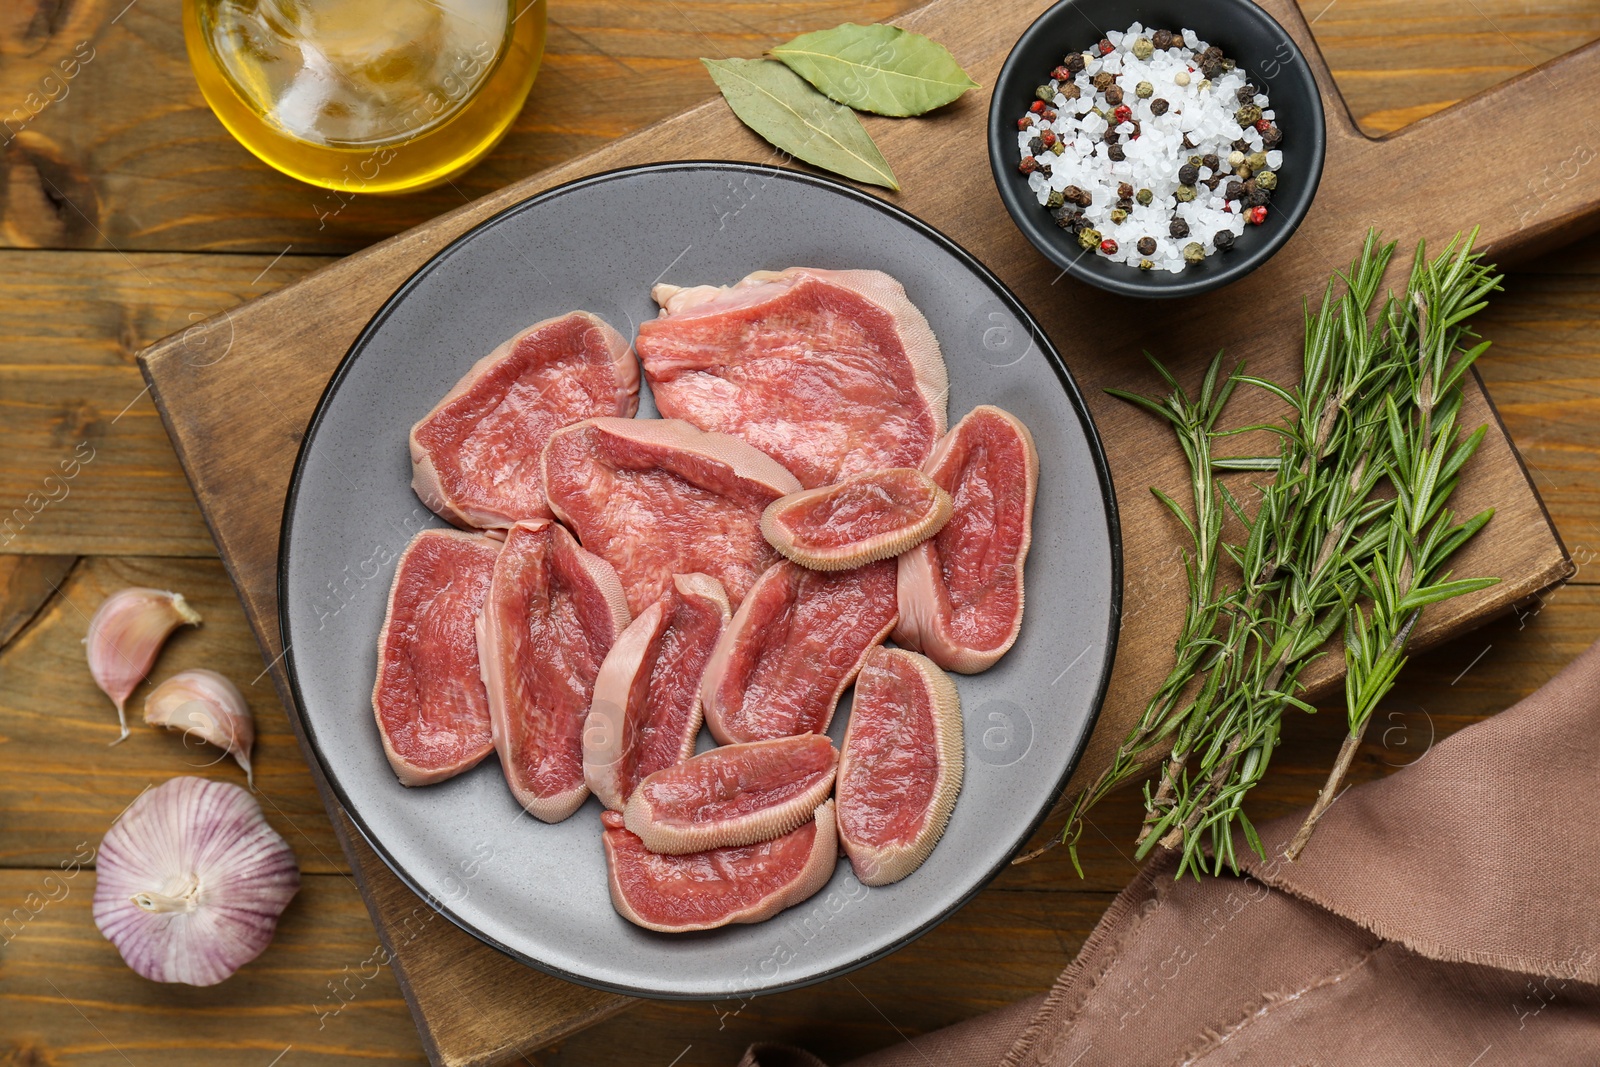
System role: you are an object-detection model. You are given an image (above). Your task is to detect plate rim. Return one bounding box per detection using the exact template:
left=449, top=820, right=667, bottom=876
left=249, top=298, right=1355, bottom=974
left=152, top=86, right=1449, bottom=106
left=277, top=159, right=1124, bottom=1000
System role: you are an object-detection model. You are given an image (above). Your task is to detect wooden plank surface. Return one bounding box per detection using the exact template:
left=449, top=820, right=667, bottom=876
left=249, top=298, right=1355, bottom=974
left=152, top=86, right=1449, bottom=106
left=1, top=0, right=1598, bottom=1063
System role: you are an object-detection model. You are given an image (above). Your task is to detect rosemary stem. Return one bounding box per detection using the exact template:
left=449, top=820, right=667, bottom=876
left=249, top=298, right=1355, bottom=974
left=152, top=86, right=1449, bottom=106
left=1285, top=725, right=1364, bottom=860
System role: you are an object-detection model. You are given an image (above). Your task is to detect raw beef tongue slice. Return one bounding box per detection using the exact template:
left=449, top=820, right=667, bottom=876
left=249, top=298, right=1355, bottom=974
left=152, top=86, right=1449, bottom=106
left=410, top=311, right=638, bottom=529
left=636, top=267, right=949, bottom=488
left=701, top=558, right=899, bottom=745
left=623, top=734, right=839, bottom=854
left=542, top=416, right=802, bottom=615
left=761, top=467, right=953, bottom=571
left=584, top=572, right=731, bottom=812
left=836, top=647, right=964, bottom=886
left=478, top=519, right=631, bottom=822
left=894, top=404, right=1039, bottom=674
left=372, top=529, right=501, bottom=786
left=601, top=800, right=838, bottom=933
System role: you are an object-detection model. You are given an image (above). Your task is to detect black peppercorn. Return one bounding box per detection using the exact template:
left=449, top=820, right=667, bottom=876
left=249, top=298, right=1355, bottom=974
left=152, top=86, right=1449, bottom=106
left=1237, top=84, right=1258, bottom=104
left=1213, top=229, right=1236, bottom=251
left=1262, top=124, right=1283, bottom=147
left=1104, top=85, right=1124, bottom=106
left=1116, top=197, right=1134, bottom=212
left=1202, top=153, right=1219, bottom=171
left=1066, top=53, right=1086, bottom=74
left=1060, top=83, right=1082, bottom=101
left=1225, top=179, right=1245, bottom=201
left=1103, top=128, right=1119, bottom=144
left=1108, top=143, right=1126, bottom=161
left=1246, top=185, right=1271, bottom=207
left=1137, top=236, right=1157, bottom=256
left=1182, top=134, right=1197, bottom=151
left=1092, top=71, right=1115, bottom=92
left=1178, top=162, right=1199, bottom=185
left=1152, top=28, right=1174, bottom=50
left=1150, top=98, right=1170, bottom=116
left=1063, top=185, right=1092, bottom=207
left=1170, top=217, right=1190, bottom=238
left=1118, top=182, right=1134, bottom=199
left=1052, top=207, right=1078, bottom=229
left=1029, top=136, right=1044, bottom=155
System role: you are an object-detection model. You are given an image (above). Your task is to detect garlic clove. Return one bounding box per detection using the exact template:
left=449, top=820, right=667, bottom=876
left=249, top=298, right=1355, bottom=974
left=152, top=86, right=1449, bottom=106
left=144, top=669, right=256, bottom=788
left=93, top=777, right=299, bottom=986
left=85, top=588, right=202, bottom=743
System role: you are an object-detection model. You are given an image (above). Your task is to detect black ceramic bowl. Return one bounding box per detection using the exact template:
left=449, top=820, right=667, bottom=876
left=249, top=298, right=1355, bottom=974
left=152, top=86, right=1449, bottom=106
left=988, top=0, right=1326, bottom=298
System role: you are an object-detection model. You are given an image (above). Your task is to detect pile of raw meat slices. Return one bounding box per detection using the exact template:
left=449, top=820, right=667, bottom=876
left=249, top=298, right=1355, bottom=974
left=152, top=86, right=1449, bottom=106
left=372, top=267, right=1040, bottom=933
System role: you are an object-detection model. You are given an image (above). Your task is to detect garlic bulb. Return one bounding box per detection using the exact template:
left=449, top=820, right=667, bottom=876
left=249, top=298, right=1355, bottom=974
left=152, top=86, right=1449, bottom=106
left=144, top=669, right=255, bottom=787
left=85, top=588, right=202, bottom=742
left=93, top=777, right=299, bottom=986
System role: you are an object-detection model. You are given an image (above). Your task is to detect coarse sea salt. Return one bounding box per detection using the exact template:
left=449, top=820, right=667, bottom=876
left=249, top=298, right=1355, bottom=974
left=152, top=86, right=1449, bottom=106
left=1015, top=22, right=1284, bottom=273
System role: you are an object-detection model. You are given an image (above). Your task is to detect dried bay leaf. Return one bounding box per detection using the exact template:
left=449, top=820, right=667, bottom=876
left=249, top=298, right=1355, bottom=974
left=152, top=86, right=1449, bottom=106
left=770, top=23, right=978, bottom=118
left=702, top=57, right=899, bottom=191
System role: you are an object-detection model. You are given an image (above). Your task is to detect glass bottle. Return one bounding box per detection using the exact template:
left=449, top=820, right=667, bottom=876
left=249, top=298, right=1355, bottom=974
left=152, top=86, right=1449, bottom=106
left=183, top=0, right=546, bottom=193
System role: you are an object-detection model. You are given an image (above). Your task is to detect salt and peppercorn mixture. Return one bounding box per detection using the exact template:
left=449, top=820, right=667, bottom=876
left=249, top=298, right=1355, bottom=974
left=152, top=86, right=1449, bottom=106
left=1015, top=25, right=1284, bottom=273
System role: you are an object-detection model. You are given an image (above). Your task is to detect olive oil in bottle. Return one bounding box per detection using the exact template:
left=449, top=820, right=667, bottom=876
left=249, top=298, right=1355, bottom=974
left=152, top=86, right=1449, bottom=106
left=183, top=0, right=545, bottom=193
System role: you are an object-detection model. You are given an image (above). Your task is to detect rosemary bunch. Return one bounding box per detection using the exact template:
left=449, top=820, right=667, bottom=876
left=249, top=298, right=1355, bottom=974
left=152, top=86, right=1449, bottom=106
left=1065, top=230, right=1502, bottom=878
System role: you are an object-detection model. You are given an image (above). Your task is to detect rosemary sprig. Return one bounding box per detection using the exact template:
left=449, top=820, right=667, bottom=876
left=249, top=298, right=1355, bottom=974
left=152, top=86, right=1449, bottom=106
left=1064, top=229, right=1502, bottom=878
left=1285, top=233, right=1502, bottom=858
left=1058, top=352, right=1238, bottom=874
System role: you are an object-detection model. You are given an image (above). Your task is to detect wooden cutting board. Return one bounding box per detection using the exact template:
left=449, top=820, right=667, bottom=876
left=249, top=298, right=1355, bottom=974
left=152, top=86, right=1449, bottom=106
left=139, top=0, right=1594, bottom=1061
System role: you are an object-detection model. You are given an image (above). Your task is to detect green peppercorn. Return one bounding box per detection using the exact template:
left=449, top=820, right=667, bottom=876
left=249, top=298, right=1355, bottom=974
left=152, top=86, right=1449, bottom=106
left=1236, top=164, right=1252, bottom=181
left=1183, top=242, right=1205, bottom=263
left=1256, top=169, right=1277, bottom=190
left=1139, top=258, right=1154, bottom=271
left=1092, top=71, right=1115, bottom=92
left=1198, top=78, right=1212, bottom=92
left=1046, top=189, right=1065, bottom=208
left=1036, top=85, right=1057, bottom=102
left=1236, top=104, right=1263, bottom=126
left=1110, top=208, right=1128, bottom=224
left=1222, top=58, right=1236, bottom=71
left=1078, top=227, right=1102, bottom=251
left=1246, top=151, right=1268, bottom=171
left=1174, top=184, right=1197, bottom=203
left=1189, top=155, right=1204, bottom=168
left=1136, top=188, right=1154, bottom=206
left=1060, top=83, right=1082, bottom=101
left=1132, top=37, right=1154, bottom=60
left=1134, top=80, right=1154, bottom=99
left=1051, top=140, right=1066, bottom=155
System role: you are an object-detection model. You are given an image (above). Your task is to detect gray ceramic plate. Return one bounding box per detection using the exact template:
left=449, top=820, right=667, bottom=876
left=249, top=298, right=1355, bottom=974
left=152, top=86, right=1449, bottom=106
left=279, top=161, right=1120, bottom=999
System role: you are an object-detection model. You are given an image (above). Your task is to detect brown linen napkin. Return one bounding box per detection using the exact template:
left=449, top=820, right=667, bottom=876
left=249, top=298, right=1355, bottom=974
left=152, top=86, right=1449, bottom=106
left=744, top=637, right=1600, bottom=1067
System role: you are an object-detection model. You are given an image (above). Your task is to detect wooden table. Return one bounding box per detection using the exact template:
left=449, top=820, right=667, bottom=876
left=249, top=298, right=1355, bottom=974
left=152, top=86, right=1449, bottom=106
left=2, top=1, right=1597, bottom=1063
